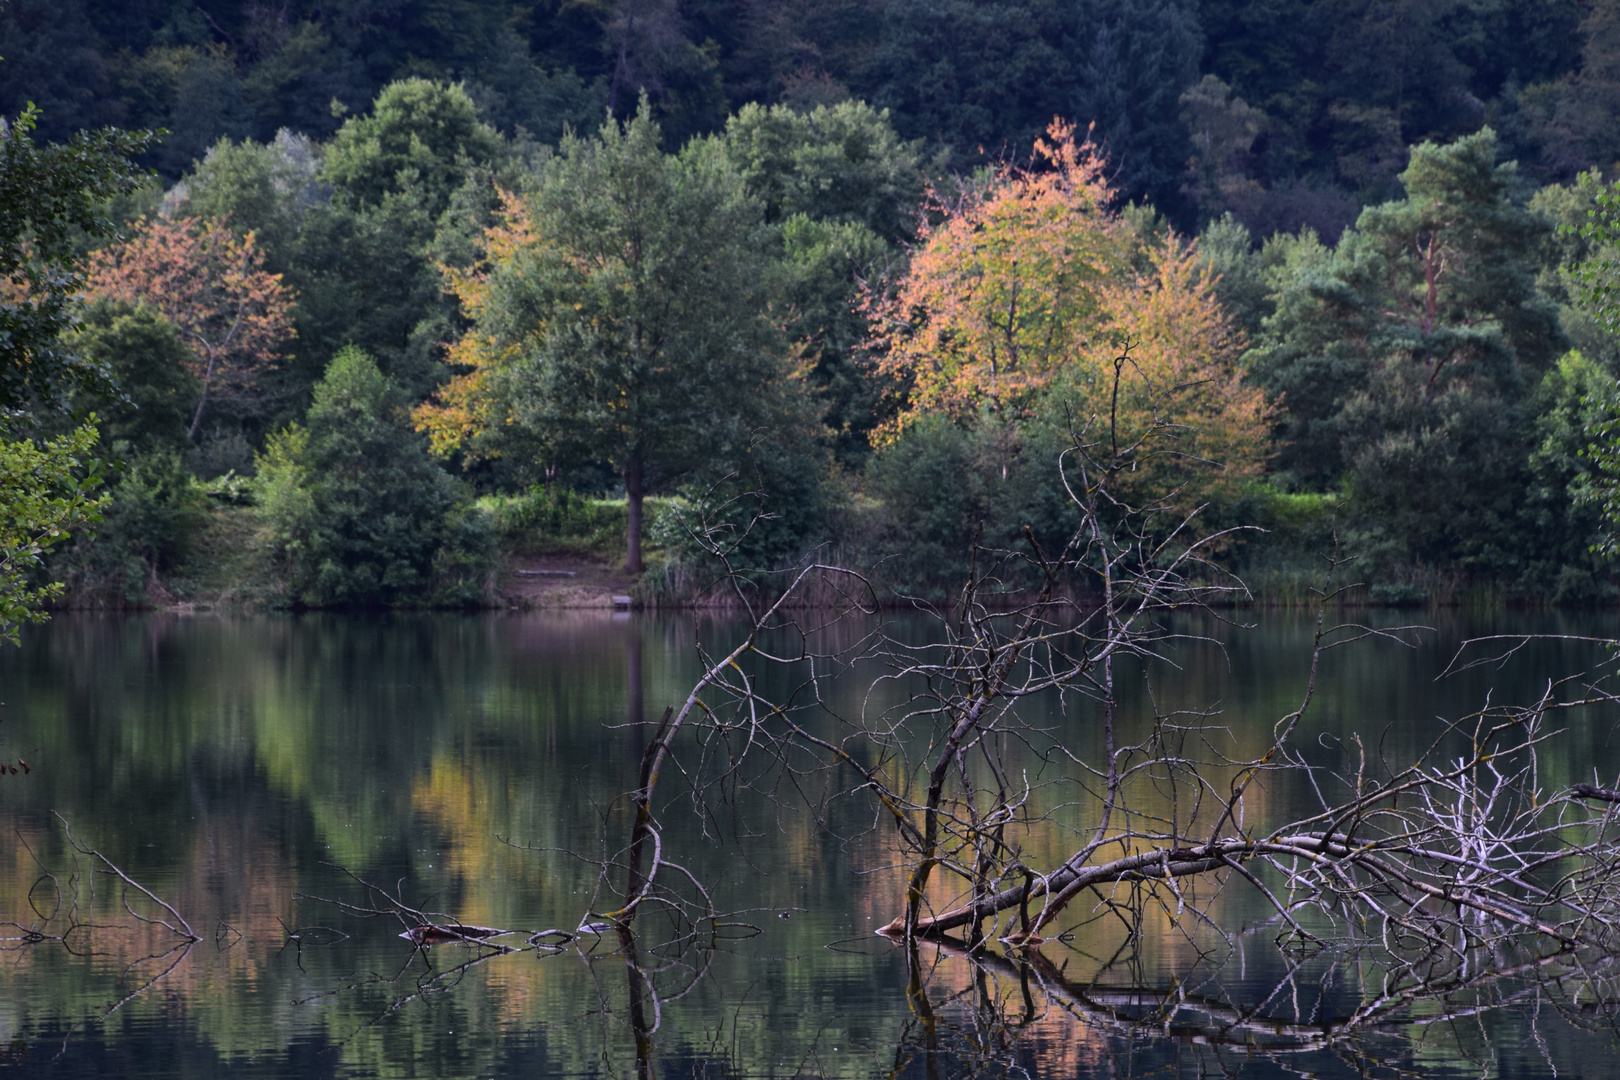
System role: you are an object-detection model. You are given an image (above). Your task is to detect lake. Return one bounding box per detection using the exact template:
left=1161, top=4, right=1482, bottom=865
left=2, top=606, right=1620, bottom=1078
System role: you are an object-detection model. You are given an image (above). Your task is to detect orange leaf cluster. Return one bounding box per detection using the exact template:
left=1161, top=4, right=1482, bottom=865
left=1090, top=239, right=1269, bottom=500
left=414, top=188, right=537, bottom=456
left=86, top=216, right=294, bottom=435
left=867, top=120, right=1266, bottom=491
left=867, top=121, right=1128, bottom=436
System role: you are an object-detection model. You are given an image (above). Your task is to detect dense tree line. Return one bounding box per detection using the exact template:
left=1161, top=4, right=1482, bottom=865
left=9, top=3, right=1620, bottom=610
left=4, top=0, right=1617, bottom=227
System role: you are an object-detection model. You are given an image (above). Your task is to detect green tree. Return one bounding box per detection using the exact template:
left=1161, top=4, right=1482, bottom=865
left=0, top=425, right=103, bottom=642
left=711, top=100, right=924, bottom=461
left=258, top=347, right=486, bottom=607
left=1251, top=129, right=1561, bottom=487
left=1524, top=350, right=1614, bottom=600
left=461, top=30, right=599, bottom=144
left=716, top=99, right=924, bottom=243
left=862, top=413, right=985, bottom=591
left=1562, top=168, right=1620, bottom=569
left=1248, top=128, right=1566, bottom=583
left=1510, top=0, right=1620, bottom=182
left=66, top=301, right=200, bottom=455
left=280, top=80, right=508, bottom=393
left=0, top=104, right=150, bottom=640
left=1194, top=211, right=1272, bottom=338
left=0, top=104, right=152, bottom=414
left=51, top=449, right=207, bottom=606
left=290, top=181, right=449, bottom=396
left=417, top=103, right=789, bottom=573
left=173, top=130, right=326, bottom=276
left=322, top=78, right=501, bottom=217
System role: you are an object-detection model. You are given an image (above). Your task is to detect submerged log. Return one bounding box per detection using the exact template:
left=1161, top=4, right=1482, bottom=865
left=399, top=923, right=510, bottom=946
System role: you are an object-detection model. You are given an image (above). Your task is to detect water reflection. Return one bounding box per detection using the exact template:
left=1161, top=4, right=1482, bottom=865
left=0, top=608, right=1617, bottom=1077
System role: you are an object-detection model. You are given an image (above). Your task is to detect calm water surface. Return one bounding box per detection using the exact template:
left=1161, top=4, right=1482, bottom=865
left=1, top=607, right=1620, bottom=1078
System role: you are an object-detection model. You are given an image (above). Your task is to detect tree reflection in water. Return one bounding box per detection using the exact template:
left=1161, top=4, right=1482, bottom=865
left=888, top=934, right=1620, bottom=1078
left=251, top=902, right=1620, bottom=1079
left=10, top=805, right=1620, bottom=1077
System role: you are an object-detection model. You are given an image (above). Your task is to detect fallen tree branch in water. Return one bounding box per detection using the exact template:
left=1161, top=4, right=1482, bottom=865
left=614, top=353, right=1620, bottom=977
left=54, top=810, right=198, bottom=941
left=901, top=930, right=1620, bottom=1076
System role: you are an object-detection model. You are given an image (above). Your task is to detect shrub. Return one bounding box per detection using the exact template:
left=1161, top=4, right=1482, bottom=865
left=52, top=449, right=208, bottom=604
left=256, top=348, right=493, bottom=607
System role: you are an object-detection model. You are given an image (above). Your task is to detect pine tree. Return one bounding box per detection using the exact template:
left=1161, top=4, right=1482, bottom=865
left=1070, top=0, right=1202, bottom=220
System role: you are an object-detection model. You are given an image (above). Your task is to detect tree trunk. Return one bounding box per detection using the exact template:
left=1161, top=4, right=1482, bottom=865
left=187, top=346, right=218, bottom=440
left=624, top=453, right=644, bottom=575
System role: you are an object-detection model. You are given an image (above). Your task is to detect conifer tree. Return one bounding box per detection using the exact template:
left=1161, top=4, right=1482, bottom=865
left=1249, top=128, right=1565, bottom=577
left=1070, top=0, right=1203, bottom=219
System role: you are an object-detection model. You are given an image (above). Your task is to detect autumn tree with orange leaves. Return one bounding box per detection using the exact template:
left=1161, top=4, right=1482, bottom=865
left=867, top=121, right=1266, bottom=507
left=86, top=217, right=295, bottom=440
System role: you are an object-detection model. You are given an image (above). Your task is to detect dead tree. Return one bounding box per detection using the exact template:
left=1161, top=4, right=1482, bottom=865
left=610, top=352, right=1620, bottom=979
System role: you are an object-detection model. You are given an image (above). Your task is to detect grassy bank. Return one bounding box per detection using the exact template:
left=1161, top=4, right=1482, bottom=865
left=48, top=484, right=1610, bottom=614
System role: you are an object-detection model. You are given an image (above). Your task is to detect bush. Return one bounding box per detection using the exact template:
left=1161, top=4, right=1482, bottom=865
left=256, top=348, right=494, bottom=607
left=67, top=301, right=200, bottom=455
left=52, top=449, right=208, bottom=605
left=652, top=423, right=834, bottom=572
left=483, top=485, right=628, bottom=554
left=862, top=414, right=986, bottom=593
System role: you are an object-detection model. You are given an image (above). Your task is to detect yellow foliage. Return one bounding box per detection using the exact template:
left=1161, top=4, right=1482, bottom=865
left=868, top=121, right=1267, bottom=495
left=413, top=188, right=540, bottom=456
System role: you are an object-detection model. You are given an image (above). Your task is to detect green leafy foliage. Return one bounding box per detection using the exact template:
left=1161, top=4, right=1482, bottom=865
left=1525, top=351, right=1614, bottom=601
left=0, top=101, right=149, bottom=636
left=14, top=17, right=1620, bottom=608
left=172, top=130, right=327, bottom=276
left=0, top=104, right=153, bottom=417
left=0, top=424, right=104, bottom=642
left=66, top=301, right=200, bottom=455
left=322, top=78, right=501, bottom=217
left=861, top=413, right=986, bottom=592
left=420, top=102, right=798, bottom=572
left=51, top=449, right=208, bottom=605
left=1248, top=128, right=1567, bottom=589
left=716, top=100, right=924, bottom=243
left=708, top=100, right=923, bottom=463
left=256, top=348, right=491, bottom=607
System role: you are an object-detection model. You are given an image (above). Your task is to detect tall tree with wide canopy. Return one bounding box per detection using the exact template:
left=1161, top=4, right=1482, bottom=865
left=1248, top=127, right=1564, bottom=577
left=867, top=121, right=1265, bottom=506
left=416, top=103, right=785, bottom=574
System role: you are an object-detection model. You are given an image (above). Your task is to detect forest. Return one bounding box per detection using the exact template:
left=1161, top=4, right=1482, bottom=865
left=9, top=0, right=1620, bottom=613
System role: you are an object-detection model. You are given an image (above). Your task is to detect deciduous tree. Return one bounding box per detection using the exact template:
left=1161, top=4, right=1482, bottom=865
left=0, top=424, right=102, bottom=643
left=416, top=104, right=786, bottom=574
left=0, top=103, right=149, bottom=641
left=0, top=103, right=151, bottom=415
left=868, top=123, right=1130, bottom=433
left=868, top=121, right=1265, bottom=503
left=86, top=215, right=295, bottom=439
left=322, top=78, right=501, bottom=217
